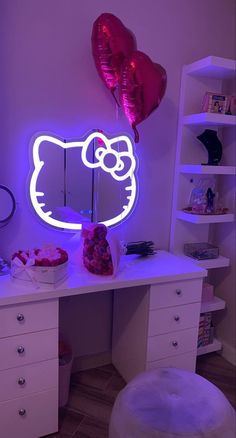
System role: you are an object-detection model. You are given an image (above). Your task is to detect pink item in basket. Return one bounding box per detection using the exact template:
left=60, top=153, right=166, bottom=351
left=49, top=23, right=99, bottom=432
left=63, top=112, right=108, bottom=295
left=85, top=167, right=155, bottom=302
left=12, top=246, right=68, bottom=267
left=82, top=223, right=120, bottom=276
left=202, top=282, right=214, bottom=302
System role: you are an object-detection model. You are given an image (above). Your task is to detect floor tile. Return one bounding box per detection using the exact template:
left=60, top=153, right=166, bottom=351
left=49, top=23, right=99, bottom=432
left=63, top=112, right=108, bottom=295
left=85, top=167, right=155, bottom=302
left=43, top=432, right=71, bottom=438
left=59, top=407, right=84, bottom=435
left=196, top=353, right=236, bottom=409
left=104, top=372, right=126, bottom=402
left=96, top=363, right=117, bottom=374
left=67, top=383, right=113, bottom=423
left=71, top=367, right=112, bottom=391
left=73, top=416, right=109, bottom=438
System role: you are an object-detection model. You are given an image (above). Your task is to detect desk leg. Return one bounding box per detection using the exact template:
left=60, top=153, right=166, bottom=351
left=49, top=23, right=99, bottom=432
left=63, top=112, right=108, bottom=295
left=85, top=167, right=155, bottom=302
left=112, top=285, right=149, bottom=382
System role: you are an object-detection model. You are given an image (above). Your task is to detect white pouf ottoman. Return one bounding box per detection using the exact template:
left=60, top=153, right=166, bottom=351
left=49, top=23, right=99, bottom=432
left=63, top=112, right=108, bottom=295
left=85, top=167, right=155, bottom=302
left=109, top=367, right=235, bottom=438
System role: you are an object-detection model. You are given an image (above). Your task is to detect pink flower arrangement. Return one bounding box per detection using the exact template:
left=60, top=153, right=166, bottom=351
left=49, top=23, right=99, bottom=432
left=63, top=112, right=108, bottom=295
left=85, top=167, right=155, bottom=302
left=12, top=245, right=68, bottom=267
left=82, top=224, right=113, bottom=275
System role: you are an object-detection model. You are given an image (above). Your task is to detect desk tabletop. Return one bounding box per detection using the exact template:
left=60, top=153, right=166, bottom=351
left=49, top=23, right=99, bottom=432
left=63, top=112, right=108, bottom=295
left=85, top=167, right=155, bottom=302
left=0, top=251, right=206, bottom=306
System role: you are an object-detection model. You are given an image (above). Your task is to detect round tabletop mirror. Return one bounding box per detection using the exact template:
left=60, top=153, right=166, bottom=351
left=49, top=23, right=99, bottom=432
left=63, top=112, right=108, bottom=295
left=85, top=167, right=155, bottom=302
left=0, top=185, right=16, bottom=224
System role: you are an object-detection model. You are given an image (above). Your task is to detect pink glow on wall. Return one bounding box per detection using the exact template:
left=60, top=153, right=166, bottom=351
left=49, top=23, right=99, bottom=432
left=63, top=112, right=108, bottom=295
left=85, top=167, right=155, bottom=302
left=0, top=0, right=235, bottom=359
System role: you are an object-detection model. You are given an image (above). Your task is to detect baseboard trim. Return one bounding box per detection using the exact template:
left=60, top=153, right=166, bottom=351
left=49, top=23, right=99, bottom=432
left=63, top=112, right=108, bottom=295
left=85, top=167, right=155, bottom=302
left=221, top=341, right=236, bottom=366
left=72, top=351, right=112, bottom=373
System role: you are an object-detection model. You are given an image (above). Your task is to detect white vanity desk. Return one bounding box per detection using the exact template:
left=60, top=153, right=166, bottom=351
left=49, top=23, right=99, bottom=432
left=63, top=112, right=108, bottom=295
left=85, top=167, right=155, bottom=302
left=0, top=251, right=206, bottom=438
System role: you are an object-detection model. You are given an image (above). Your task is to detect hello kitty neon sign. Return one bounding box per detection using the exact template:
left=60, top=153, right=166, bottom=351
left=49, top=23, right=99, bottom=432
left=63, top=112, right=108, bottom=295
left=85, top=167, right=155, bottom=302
left=29, top=131, right=137, bottom=230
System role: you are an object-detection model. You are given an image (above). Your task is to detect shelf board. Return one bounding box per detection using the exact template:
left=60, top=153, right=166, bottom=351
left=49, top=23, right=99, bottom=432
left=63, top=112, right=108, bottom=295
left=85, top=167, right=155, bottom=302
left=201, top=297, right=226, bottom=313
left=197, top=338, right=222, bottom=356
left=176, top=210, right=234, bottom=224
left=183, top=112, right=236, bottom=126
left=179, top=164, right=236, bottom=175
left=180, top=254, right=230, bottom=269
left=196, top=255, right=230, bottom=269
left=184, top=56, right=236, bottom=79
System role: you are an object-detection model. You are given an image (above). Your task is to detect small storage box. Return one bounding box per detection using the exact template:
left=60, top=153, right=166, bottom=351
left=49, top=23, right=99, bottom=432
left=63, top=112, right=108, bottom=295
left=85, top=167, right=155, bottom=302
left=202, top=282, right=214, bottom=302
left=184, top=242, right=219, bottom=260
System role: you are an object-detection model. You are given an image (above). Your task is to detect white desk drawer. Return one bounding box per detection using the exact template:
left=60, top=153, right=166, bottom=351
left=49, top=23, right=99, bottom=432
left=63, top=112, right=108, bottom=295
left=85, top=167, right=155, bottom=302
left=0, top=388, right=58, bottom=438
left=0, top=358, right=58, bottom=402
left=146, top=351, right=196, bottom=373
left=0, top=299, right=58, bottom=338
left=0, top=328, right=58, bottom=371
left=149, top=279, right=202, bottom=309
left=148, top=302, right=201, bottom=336
left=147, top=327, right=198, bottom=362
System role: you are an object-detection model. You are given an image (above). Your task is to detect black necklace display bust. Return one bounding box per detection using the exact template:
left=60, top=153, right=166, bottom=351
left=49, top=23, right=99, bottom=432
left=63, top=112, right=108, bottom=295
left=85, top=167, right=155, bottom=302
left=197, top=129, right=222, bottom=165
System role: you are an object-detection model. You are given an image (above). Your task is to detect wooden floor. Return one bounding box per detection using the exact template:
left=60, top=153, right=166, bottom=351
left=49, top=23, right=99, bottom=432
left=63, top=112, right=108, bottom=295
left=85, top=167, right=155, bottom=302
left=196, top=353, right=236, bottom=410
left=45, top=353, right=236, bottom=438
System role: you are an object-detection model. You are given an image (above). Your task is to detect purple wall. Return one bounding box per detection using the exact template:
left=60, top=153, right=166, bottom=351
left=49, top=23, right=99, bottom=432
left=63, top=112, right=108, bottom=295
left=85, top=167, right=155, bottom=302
left=1, top=0, right=235, bottom=359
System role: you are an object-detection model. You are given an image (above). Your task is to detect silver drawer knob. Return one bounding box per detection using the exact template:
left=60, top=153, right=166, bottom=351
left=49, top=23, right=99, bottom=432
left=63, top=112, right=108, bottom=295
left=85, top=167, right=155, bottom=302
left=18, top=377, right=26, bottom=386
left=172, top=341, right=178, bottom=347
left=174, top=315, right=180, bottom=322
left=18, top=408, right=26, bottom=417
left=17, top=346, right=25, bottom=355
left=17, top=313, right=25, bottom=322
left=175, top=289, right=182, bottom=296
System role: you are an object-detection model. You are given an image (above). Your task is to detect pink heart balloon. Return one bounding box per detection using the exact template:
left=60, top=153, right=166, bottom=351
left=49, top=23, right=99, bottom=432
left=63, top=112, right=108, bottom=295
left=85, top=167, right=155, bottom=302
left=91, top=13, right=137, bottom=103
left=119, top=51, right=167, bottom=142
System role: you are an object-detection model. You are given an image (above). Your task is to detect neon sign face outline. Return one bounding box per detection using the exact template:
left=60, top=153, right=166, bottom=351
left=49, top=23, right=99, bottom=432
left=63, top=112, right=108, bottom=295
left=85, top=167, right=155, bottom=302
left=29, top=131, right=137, bottom=230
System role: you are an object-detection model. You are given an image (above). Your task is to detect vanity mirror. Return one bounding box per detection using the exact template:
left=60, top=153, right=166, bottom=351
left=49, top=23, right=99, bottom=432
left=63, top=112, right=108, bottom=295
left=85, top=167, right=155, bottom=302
left=0, top=185, right=16, bottom=225
left=29, top=131, right=138, bottom=230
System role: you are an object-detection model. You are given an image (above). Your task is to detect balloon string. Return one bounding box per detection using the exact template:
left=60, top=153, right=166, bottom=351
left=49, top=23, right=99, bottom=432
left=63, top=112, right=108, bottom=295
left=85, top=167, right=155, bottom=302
left=132, top=125, right=139, bottom=143
left=115, top=101, right=119, bottom=120
left=111, top=89, right=120, bottom=107
left=115, top=107, right=125, bottom=245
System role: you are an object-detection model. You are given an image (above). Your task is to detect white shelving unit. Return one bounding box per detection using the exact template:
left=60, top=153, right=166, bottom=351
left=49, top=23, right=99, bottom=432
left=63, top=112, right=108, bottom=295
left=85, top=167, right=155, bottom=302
left=183, top=112, right=236, bottom=126
left=170, top=55, right=236, bottom=356
left=181, top=254, right=230, bottom=269
left=197, top=338, right=222, bottom=356
left=196, top=255, right=230, bottom=269
left=201, top=296, right=226, bottom=313
left=176, top=211, right=234, bottom=224
left=179, top=164, right=236, bottom=175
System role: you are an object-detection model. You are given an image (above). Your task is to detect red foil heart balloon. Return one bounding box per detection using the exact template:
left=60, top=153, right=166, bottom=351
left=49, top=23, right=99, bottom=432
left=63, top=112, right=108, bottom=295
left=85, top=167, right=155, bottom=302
left=119, top=51, right=167, bottom=142
left=91, top=13, right=137, bottom=103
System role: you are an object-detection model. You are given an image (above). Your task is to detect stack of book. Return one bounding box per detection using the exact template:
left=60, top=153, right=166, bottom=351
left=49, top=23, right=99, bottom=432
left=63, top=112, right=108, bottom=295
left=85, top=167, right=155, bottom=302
left=198, top=312, right=214, bottom=347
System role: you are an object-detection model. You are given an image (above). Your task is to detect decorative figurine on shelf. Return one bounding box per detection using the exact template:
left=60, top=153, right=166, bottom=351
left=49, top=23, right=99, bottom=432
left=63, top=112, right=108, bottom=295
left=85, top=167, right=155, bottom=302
left=225, top=95, right=236, bottom=115
left=205, top=187, right=215, bottom=214
left=184, top=176, right=219, bottom=215
left=197, top=129, right=222, bottom=165
left=189, top=187, right=206, bottom=214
